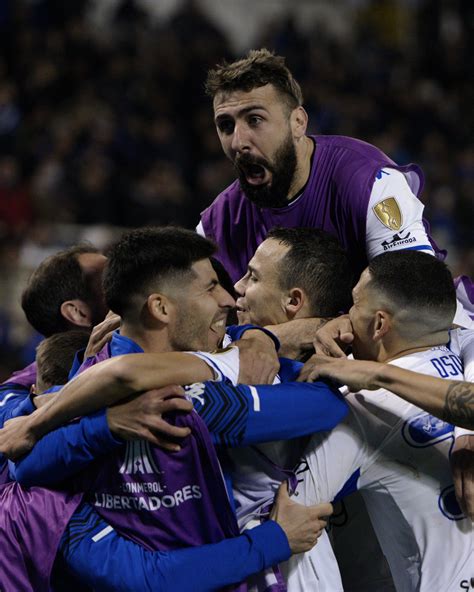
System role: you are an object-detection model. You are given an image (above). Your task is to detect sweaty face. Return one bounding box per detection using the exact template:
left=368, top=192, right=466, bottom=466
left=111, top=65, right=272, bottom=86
left=214, top=85, right=298, bottom=208
left=234, top=238, right=290, bottom=327
left=349, top=269, right=378, bottom=361
left=168, top=258, right=235, bottom=352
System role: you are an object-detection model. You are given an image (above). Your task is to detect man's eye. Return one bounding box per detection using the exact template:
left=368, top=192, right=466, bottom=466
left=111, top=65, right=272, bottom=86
left=249, top=273, right=258, bottom=282
left=248, top=115, right=262, bottom=127
left=217, top=121, right=234, bottom=134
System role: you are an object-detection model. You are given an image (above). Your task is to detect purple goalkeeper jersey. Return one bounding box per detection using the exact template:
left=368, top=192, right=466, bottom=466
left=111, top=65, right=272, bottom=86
left=0, top=482, right=83, bottom=592
left=77, top=335, right=245, bottom=583
left=200, top=135, right=426, bottom=283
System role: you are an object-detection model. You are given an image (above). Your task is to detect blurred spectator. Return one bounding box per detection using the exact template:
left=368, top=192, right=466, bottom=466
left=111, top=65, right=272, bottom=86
left=0, top=0, right=471, bottom=377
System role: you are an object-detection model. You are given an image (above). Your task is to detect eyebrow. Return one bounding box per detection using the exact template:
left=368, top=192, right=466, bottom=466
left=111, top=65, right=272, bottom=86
left=247, top=264, right=259, bottom=276
left=215, top=105, right=268, bottom=123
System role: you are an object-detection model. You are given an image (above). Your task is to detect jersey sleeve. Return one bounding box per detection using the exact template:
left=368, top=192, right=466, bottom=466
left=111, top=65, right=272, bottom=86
left=186, top=380, right=348, bottom=447
left=11, top=411, right=122, bottom=487
left=59, top=501, right=290, bottom=592
left=365, top=168, right=434, bottom=260
left=190, top=347, right=240, bottom=385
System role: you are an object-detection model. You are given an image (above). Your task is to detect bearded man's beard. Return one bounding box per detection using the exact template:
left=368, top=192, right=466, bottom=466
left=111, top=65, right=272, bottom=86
left=235, top=134, right=297, bottom=208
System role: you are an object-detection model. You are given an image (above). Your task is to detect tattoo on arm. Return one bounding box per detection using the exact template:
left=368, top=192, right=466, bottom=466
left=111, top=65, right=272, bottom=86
left=443, top=382, right=474, bottom=429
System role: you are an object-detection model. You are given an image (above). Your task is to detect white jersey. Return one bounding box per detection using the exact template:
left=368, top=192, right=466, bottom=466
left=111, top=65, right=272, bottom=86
left=190, top=343, right=344, bottom=592
left=288, top=346, right=473, bottom=592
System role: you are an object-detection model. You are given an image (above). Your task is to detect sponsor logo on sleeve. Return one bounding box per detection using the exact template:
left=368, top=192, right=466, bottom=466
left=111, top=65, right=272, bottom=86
left=381, top=230, right=417, bottom=251
left=185, top=382, right=206, bottom=406
left=401, top=412, right=453, bottom=448
left=373, top=197, right=403, bottom=231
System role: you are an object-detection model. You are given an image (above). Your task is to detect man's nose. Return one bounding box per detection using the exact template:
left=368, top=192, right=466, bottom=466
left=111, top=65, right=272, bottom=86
left=217, top=285, right=236, bottom=309
left=231, top=122, right=251, bottom=154
left=234, top=276, right=247, bottom=296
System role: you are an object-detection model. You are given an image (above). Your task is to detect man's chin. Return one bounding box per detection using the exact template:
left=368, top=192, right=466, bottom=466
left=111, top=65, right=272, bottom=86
left=237, top=309, right=252, bottom=325
left=241, top=184, right=288, bottom=209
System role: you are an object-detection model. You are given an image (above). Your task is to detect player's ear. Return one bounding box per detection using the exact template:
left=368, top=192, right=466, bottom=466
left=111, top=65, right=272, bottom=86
left=60, top=300, right=93, bottom=328
left=284, top=287, right=305, bottom=319
left=290, top=106, right=308, bottom=140
left=147, top=293, right=172, bottom=325
left=373, top=310, right=391, bottom=341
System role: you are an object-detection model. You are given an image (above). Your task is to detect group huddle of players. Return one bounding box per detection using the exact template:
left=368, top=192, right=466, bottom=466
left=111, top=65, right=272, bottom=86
left=0, top=49, right=473, bottom=591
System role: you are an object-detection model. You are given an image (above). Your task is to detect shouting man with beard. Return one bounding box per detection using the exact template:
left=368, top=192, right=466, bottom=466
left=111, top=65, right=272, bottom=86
left=198, top=49, right=473, bottom=332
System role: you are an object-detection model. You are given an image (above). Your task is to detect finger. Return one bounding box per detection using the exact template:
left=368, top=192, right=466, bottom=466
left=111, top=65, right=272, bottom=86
left=154, top=385, right=186, bottom=398
left=311, top=502, right=333, bottom=518
left=146, top=394, right=192, bottom=410
left=340, top=332, right=354, bottom=344
left=140, top=430, right=181, bottom=451
left=316, top=340, right=347, bottom=358
left=260, top=365, right=278, bottom=385
left=90, top=317, right=121, bottom=342
left=275, top=480, right=290, bottom=500
left=164, top=399, right=194, bottom=413
left=91, top=330, right=116, bottom=351
left=149, top=419, right=192, bottom=439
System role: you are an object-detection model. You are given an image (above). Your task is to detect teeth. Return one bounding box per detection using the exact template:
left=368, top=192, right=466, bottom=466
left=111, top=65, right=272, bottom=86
left=212, top=319, right=225, bottom=329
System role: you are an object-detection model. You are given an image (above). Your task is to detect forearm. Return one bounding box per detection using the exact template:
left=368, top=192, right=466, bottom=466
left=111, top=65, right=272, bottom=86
left=61, top=504, right=290, bottom=592
left=375, top=365, right=474, bottom=429
left=25, top=353, right=214, bottom=441
left=194, top=381, right=348, bottom=447
left=11, top=411, right=121, bottom=486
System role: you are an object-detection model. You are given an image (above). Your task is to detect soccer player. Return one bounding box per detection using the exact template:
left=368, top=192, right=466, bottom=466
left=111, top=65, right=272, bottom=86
left=0, top=244, right=107, bottom=408
left=286, top=251, right=472, bottom=591
left=1, top=227, right=342, bottom=591
left=0, top=245, right=108, bottom=483
left=233, top=227, right=392, bottom=591
left=198, top=48, right=473, bottom=333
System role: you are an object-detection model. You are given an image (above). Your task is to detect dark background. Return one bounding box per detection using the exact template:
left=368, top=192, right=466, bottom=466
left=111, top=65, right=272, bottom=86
left=0, top=0, right=472, bottom=377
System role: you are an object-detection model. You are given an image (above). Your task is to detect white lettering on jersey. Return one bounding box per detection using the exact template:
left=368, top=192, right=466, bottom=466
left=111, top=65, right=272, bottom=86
left=119, top=441, right=162, bottom=475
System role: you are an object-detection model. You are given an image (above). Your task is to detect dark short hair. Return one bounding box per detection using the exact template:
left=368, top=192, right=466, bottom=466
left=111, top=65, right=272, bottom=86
left=21, top=244, right=101, bottom=337
left=266, top=227, right=352, bottom=317
left=367, top=251, right=456, bottom=331
left=206, top=48, right=303, bottom=111
left=104, top=227, right=216, bottom=317
left=36, top=330, right=91, bottom=391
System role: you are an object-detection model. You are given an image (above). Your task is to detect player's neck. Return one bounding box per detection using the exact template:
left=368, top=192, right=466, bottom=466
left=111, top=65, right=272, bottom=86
left=287, top=136, right=314, bottom=200
left=378, top=330, right=450, bottom=363
left=120, top=324, right=174, bottom=354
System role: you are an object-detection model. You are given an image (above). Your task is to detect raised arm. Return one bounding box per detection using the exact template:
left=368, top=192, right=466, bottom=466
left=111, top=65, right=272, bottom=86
left=299, top=355, right=474, bottom=429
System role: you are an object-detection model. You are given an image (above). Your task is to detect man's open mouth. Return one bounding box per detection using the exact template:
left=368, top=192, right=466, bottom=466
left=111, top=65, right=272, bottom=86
left=238, top=162, right=271, bottom=186
left=210, top=317, right=226, bottom=335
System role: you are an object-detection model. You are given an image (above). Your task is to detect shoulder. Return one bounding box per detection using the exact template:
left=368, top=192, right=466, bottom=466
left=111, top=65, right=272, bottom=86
left=314, top=135, right=395, bottom=166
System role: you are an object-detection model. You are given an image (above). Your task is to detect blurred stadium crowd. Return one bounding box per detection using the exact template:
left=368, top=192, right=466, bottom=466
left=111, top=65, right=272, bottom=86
left=0, top=0, right=472, bottom=377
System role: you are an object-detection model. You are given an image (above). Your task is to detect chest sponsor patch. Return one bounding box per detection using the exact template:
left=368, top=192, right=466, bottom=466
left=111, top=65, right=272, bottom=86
left=373, top=197, right=403, bottom=231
